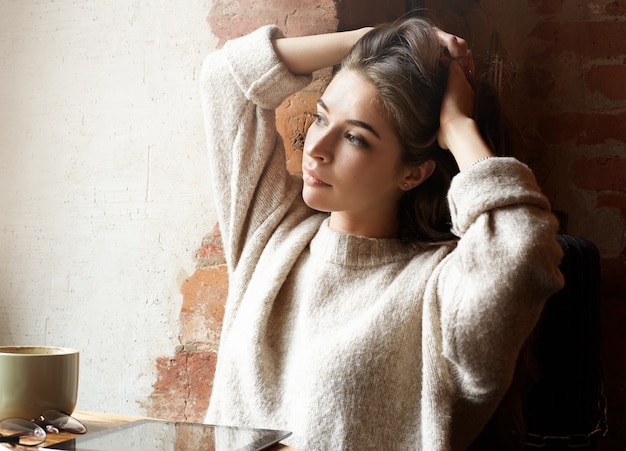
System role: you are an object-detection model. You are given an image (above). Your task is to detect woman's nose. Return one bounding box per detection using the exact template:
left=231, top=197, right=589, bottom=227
left=304, top=126, right=334, bottom=162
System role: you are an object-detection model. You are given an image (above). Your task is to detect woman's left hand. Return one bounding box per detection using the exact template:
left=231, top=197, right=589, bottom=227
left=435, top=28, right=474, bottom=74
left=437, top=59, right=475, bottom=151
left=435, top=31, right=494, bottom=170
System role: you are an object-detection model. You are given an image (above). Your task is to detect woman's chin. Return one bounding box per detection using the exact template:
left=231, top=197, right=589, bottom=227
left=302, top=190, right=331, bottom=213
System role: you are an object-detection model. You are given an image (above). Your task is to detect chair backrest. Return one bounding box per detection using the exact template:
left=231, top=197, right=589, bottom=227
left=523, top=234, right=606, bottom=449
left=469, top=234, right=606, bottom=450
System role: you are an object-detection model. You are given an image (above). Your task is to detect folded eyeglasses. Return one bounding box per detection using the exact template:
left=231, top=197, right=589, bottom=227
left=0, top=410, right=86, bottom=447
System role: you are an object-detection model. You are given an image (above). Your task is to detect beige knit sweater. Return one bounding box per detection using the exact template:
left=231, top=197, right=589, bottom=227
left=200, top=26, right=564, bottom=451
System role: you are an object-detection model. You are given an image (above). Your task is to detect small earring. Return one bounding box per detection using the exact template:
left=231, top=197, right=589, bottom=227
left=403, top=182, right=409, bottom=189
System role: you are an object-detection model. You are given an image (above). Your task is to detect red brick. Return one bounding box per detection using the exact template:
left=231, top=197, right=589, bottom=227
left=522, top=64, right=556, bottom=99
left=537, top=111, right=626, bottom=145
left=207, top=0, right=337, bottom=45
left=527, top=21, right=626, bottom=59
left=586, top=65, right=626, bottom=101
left=606, top=0, right=626, bottom=16
left=184, top=351, right=217, bottom=422
left=572, top=156, right=626, bottom=191
left=142, top=351, right=217, bottom=422
left=142, top=354, right=188, bottom=420
left=194, top=223, right=225, bottom=268
left=527, top=0, right=565, bottom=15
left=598, top=193, right=626, bottom=220
left=276, top=88, right=323, bottom=173
left=179, top=266, right=228, bottom=350
left=337, top=0, right=404, bottom=30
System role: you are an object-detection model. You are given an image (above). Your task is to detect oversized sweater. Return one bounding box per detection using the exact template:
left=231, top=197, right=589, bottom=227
left=200, top=25, right=564, bottom=450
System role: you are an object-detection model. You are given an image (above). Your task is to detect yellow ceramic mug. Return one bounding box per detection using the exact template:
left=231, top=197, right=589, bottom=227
left=0, top=346, right=79, bottom=419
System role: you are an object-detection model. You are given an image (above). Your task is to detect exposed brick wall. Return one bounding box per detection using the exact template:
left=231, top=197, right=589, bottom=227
left=523, top=6, right=626, bottom=447
left=207, top=0, right=339, bottom=46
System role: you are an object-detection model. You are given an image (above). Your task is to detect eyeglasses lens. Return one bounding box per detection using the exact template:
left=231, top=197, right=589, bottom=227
left=0, top=417, right=46, bottom=446
left=38, top=410, right=87, bottom=434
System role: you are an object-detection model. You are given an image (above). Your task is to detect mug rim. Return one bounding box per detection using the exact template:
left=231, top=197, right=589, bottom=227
left=0, top=346, right=79, bottom=356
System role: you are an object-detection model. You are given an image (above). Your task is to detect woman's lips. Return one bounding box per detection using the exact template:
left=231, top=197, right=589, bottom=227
left=302, top=169, right=330, bottom=187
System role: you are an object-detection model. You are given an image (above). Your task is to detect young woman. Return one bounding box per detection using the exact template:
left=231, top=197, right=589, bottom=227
left=199, top=17, right=564, bottom=450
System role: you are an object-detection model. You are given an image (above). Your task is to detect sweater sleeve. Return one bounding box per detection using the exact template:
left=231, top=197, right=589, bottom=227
left=199, top=26, right=312, bottom=269
left=437, top=157, right=564, bottom=398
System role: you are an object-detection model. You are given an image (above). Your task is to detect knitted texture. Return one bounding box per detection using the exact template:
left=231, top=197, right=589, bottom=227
left=200, top=26, right=564, bottom=450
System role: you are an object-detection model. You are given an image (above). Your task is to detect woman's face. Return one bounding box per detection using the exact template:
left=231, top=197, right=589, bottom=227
left=302, top=70, right=411, bottom=237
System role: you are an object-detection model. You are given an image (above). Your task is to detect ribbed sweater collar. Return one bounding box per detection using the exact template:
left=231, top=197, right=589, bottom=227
left=309, top=219, right=415, bottom=268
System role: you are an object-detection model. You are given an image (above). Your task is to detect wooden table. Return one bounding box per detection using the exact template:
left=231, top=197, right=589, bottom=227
left=39, top=411, right=138, bottom=447
left=37, top=411, right=295, bottom=450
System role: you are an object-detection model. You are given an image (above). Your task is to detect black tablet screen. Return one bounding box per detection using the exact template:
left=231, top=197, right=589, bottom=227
left=43, top=419, right=291, bottom=451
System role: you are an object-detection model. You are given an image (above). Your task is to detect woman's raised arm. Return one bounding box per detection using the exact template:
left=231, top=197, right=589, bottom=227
left=272, top=28, right=372, bottom=75
left=430, top=27, right=494, bottom=171
left=437, top=60, right=495, bottom=171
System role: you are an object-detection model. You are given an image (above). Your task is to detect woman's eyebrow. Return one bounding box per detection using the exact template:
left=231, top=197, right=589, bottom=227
left=317, top=99, right=381, bottom=139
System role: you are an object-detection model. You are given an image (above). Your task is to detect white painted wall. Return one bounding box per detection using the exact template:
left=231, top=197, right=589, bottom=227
left=0, top=0, right=217, bottom=415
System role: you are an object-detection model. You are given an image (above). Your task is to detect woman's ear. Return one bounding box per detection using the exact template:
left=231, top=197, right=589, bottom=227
left=400, top=160, right=436, bottom=191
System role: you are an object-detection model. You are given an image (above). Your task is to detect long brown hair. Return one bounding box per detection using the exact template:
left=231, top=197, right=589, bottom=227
left=341, top=17, right=508, bottom=245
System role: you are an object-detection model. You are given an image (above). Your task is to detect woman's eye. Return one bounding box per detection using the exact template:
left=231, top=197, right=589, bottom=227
left=345, top=133, right=367, bottom=147
left=311, top=113, right=326, bottom=126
